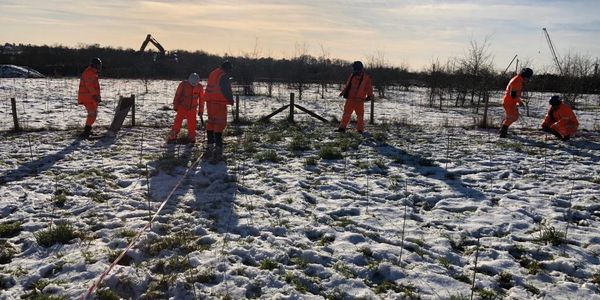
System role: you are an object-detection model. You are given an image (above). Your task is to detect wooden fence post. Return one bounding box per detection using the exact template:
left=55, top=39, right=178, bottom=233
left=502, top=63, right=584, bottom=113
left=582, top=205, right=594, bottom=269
left=289, top=93, right=295, bottom=122
left=11, top=98, right=20, bottom=132
left=131, top=94, right=136, bottom=126
left=369, top=97, right=375, bottom=124
left=235, top=95, right=240, bottom=123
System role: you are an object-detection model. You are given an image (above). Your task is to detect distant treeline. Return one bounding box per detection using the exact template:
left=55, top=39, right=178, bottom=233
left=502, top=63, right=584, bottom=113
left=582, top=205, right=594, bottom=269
left=1, top=43, right=599, bottom=99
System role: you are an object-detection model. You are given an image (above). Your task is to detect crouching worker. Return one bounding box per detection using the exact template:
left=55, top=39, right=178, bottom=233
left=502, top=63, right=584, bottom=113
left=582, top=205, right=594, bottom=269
left=77, top=57, right=102, bottom=138
left=204, top=61, right=233, bottom=162
left=168, top=73, right=204, bottom=144
left=336, top=61, right=374, bottom=134
left=541, top=96, right=579, bottom=141
left=499, top=67, right=533, bottom=138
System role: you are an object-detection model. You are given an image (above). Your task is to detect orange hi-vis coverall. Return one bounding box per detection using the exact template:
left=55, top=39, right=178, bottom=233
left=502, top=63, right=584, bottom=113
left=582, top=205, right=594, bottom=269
left=541, top=102, right=579, bottom=138
left=169, top=80, right=204, bottom=141
left=77, top=66, right=100, bottom=126
left=205, top=68, right=233, bottom=133
left=339, top=71, right=374, bottom=132
left=502, top=74, right=525, bottom=126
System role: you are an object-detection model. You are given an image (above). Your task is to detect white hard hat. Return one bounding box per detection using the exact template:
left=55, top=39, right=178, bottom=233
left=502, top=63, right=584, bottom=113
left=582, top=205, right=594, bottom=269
left=188, top=73, right=200, bottom=86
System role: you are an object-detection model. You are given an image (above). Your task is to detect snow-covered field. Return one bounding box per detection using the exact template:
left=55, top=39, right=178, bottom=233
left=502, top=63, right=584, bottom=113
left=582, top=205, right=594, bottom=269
left=1, top=78, right=600, bottom=299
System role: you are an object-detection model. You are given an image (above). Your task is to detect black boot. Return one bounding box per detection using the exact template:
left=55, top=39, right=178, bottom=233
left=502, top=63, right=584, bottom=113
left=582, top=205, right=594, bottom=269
left=499, top=125, right=508, bottom=138
left=334, top=127, right=346, bottom=133
left=80, top=125, right=92, bottom=139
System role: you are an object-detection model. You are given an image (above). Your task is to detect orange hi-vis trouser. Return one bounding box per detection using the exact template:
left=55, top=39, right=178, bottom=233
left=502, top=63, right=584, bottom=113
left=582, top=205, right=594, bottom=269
left=502, top=102, right=519, bottom=126
left=340, top=99, right=365, bottom=131
left=169, top=109, right=197, bottom=141
left=83, top=101, right=98, bottom=126
left=206, top=102, right=228, bottom=133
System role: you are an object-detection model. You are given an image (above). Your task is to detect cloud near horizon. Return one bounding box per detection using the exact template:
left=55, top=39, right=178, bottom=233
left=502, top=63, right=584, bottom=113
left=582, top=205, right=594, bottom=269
left=1, top=0, right=599, bottom=71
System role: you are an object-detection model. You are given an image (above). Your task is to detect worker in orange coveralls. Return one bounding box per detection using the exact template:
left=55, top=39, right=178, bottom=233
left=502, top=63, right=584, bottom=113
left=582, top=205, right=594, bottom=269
left=167, top=73, right=204, bottom=144
left=204, top=61, right=233, bottom=162
left=499, top=67, right=533, bottom=138
left=541, top=95, right=579, bottom=141
left=336, top=61, right=374, bottom=134
left=77, top=57, right=102, bottom=138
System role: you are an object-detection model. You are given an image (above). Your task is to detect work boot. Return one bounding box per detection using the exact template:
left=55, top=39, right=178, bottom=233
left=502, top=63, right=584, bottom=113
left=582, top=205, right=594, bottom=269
left=80, top=125, right=92, bottom=139
left=498, top=125, right=508, bottom=138
left=202, top=144, right=214, bottom=160
left=334, top=127, right=346, bottom=133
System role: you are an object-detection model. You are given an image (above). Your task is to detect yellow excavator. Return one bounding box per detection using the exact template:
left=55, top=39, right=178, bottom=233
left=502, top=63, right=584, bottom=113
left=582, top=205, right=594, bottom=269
left=138, top=34, right=178, bottom=62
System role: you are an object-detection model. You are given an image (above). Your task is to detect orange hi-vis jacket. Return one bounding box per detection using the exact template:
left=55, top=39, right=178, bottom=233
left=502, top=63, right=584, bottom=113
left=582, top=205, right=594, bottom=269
left=541, top=102, right=579, bottom=137
left=340, top=72, right=374, bottom=101
left=173, top=80, right=204, bottom=112
left=205, top=68, right=233, bottom=105
left=502, top=74, right=525, bottom=107
left=78, top=67, right=100, bottom=105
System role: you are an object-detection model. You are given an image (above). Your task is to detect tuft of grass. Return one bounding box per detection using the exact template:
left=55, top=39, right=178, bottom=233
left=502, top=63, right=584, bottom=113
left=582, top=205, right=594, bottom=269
left=358, top=246, right=373, bottom=258
left=288, top=134, right=311, bottom=152
left=0, top=241, right=17, bottom=264
left=477, top=288, right=500, bottom=300
left=259, top=259, right=279, bottom=270
left=438, top=257, right=451, bottom=269
left=449, top=294, right=469, bottom=300
left=304, top=156, right=318, bottom=166
left=255, top=150, right=280, bottom=163
left=51, top=188, right=70, bottom=207
left=35, top=224, right=77, bottom=247
left=498, top=271, right=513, bottom=289
left=333, top=261, right=356, bottom=278
left=0, top=221, right=22, bottom=238
left=523, top=283, right=540, bottom=295
left=144, top=231, right=204, bottom=256
left=591, top=271, right=600, bottom=286
left=452, top=273, right=471, bottom=284
left=186, top=268, right=218, bottom=284
left=318, top=146, right=343, bottom=160
left=96, top=288, right=120, bottom=300
left=538, top=225, right=565, bottom=246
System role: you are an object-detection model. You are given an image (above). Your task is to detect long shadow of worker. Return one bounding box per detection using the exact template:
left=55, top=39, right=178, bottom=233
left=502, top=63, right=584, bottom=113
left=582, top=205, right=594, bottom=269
left=365, top=139, right=487, bottom=201
left=147, top=145, right=239, bottom=235
left=0, top=134, right=82, bottom=185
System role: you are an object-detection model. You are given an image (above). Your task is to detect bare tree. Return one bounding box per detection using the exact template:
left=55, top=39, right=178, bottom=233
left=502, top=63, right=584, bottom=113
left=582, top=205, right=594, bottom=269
left=367, top=51, right=390, bottom=98
left=560, top=52, right=596, bottom=108
left=457, top=37, right=495, bottom=108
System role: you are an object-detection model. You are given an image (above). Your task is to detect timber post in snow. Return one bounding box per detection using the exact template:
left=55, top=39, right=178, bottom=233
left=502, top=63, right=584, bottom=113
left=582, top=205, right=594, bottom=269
left=11, top=98, right=20, bottom=132
left=369, top=97, right=375, bottom=124
left=289, top=93, right=295, bottom=122
left=131, top=94, right=136, bottom=127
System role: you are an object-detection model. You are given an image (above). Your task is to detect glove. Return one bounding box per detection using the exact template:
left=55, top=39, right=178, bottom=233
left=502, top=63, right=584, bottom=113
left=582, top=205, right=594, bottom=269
left=510, top=91, right=517, bottom=98
left=541, top=126, right=552, bottom=133
left=94, top=95, right=101, bottom=103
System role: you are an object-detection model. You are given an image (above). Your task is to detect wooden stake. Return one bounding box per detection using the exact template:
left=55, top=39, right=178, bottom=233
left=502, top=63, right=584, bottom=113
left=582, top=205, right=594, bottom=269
left=289, top=93, right=295, bottom=122
left=11, top=98, right=20, bottom=132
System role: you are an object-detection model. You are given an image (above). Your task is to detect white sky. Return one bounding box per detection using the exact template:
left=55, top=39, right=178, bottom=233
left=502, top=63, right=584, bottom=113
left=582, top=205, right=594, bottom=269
left=1, top=0, right=599, bottom=71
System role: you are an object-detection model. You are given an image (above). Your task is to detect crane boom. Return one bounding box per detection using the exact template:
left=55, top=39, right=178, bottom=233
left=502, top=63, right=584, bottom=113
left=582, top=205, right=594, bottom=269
left=543, top=28, right=563, bottom=75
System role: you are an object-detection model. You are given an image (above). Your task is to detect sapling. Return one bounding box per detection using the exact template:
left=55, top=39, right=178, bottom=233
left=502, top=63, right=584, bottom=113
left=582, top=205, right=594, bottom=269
left=470, top=236, right=480, bottom=300
left=399, top=178, right=409, bottom=264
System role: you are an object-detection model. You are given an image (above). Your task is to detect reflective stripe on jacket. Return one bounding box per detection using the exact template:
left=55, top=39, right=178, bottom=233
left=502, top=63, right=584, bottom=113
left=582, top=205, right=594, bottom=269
left=174, top=80, right=204, bottom=111
left=78, top=67, right=100, bottom=104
